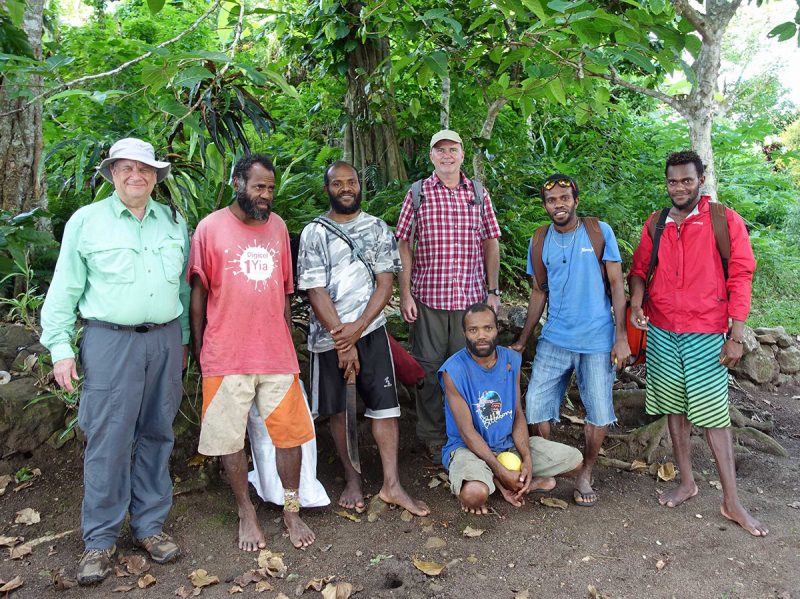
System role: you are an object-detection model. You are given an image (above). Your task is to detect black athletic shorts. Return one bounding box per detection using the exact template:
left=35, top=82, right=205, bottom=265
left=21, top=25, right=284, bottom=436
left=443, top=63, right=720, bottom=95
left=309, top=326, right=401, bottom=419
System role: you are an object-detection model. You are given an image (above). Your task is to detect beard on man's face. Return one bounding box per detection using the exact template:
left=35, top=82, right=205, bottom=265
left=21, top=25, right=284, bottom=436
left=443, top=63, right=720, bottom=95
left=328, top=189, right=362, bottom=215
left=465, top=335, right=498, bottom=359
left=236, top=187, right=271, bottom=221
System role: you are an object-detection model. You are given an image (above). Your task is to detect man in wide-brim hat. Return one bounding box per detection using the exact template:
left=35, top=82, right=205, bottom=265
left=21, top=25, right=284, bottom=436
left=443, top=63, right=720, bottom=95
left=41, top=137, right=191, bottom=584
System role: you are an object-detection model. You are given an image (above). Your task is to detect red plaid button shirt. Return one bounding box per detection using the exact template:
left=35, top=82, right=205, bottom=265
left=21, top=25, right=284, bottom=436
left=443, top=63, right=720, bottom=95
left=395, top=172, right=501, bottom=310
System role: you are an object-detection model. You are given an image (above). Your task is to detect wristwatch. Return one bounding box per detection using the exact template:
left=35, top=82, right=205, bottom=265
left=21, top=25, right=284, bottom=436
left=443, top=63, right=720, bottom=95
left=487, top=289, right=502, bottom=297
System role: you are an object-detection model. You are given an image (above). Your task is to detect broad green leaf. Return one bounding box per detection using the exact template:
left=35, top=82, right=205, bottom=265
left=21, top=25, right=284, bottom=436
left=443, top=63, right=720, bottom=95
left=468, top=11, right=498, bottom=32
left=684, top=34, right=701, bottom=58
left=262, top=67, right=300, bottom=99
left=521, top=0, right=549, bottom=21
left=141, top=62, right=179, bottom=91
left=43, top=89, right=93, bottom=104
left=409, top=98, right=421, bottom=118
left=649, top=0, right=665, bottom=14
left=6, top=0, right=25, bottom=26
left=416, top=63, right=432, bottom=87
left=547, top=78, right=566, bottom=105
left=594, top=86, right=610, bottom=104
left=45, top=55, right=75, bottom=70
left=546, top=0, right=586, bottom=13
left=767, top=22, right=797, bottom=42
left=621, top=50, right=655, bottom=73
left=424, top=51, right=448, bottom=78
left=498, top=73, right=510, bottom=89
left=574, top=103, right=589, bottom=125
left=173, top=66, right=214, bottom=88
left=147, top=0, right=166, bottom=14
left=90, top=90, right=125, bottom=105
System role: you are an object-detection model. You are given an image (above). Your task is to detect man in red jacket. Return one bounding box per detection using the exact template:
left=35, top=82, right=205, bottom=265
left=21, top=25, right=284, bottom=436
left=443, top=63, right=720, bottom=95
left=629, top=150, right=767, bottom=537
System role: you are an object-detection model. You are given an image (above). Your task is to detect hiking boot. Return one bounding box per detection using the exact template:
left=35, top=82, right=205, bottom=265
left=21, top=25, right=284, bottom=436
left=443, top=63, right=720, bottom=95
left=76, top=545, right=116, bottom=585
left=133, top=532, right=180, bottom=564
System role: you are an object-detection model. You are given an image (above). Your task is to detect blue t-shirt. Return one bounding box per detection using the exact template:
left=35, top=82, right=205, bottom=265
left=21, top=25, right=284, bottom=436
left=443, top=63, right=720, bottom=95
left=438, top=346, right=521, bottom=470
left=526, top=221, right=621, bottom=353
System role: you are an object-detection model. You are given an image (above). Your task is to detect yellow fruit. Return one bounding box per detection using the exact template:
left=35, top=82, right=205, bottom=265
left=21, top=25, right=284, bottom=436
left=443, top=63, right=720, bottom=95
left=497, top=451, right=521, bottom=471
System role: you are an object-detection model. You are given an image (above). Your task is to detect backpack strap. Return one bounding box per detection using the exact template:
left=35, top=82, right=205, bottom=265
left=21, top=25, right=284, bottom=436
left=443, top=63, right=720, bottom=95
left=644, top=208, right=670, bottom=297
left=530, top=224, right=550, bottom=292
left=471, top=179, right=485, bottom=222
left=581, top=216, right=609, bottom=296
left=708, top=202, right=730, bottom=280
left=312, top=216, right=375, bottom=283
left=408, top=179, right=424, bottom=247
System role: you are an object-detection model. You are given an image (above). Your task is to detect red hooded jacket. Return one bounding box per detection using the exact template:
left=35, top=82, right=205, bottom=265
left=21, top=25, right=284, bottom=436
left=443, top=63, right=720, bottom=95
left=629, top=196, right=756, bottom=334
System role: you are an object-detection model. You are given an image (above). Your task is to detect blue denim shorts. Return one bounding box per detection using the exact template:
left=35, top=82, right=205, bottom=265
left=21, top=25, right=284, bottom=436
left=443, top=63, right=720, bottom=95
left=524, top=338, right=617, bottom=427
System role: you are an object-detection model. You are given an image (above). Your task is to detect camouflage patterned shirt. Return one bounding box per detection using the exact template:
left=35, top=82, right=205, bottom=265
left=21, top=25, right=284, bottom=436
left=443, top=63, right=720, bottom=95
left=297, top=212, right=401, bottom=352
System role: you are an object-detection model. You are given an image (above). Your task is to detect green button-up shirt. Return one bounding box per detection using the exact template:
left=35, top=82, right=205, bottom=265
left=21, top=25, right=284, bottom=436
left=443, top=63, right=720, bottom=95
left=41, top=193, right=190, bottom=363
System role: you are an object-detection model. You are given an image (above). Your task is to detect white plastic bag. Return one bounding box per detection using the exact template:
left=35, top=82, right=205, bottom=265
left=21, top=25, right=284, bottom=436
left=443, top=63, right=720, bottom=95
left=246, top=383, right=329, bottom=508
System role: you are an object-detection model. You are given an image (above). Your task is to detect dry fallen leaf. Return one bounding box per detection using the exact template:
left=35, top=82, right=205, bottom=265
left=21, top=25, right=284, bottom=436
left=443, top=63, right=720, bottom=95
left=424, top=537, right=446, bottom=549
left=581, top=556, right=593, bottom=562
left=14, top=507, right=40, bottom=526
left=428, top=478, right=442, bottom=488
left=0, top=474, right=12, bottom=496
left=656, top=559, right=666, bottom=571
left=462, top=526, right=485, bottom=538
left=0, top=535, right=22, bottom=547
left=321, top=581, right=354, bottom=599
left=188, top=569, right=220, bottom=588
left=13, top=481, right=33, bottom=492
left=466, top=554, right=478, bottom=564
left=9, top=543, right=32, bottom=560
left=786, top=501, right=800, bottom=509
left=174, top=585, right=192, bottom=598
left=228, top=585, right=243, bottom=594
left=275, top=593, right=291, bottom=599
left=400, top=510, right=414, bottom=522
left=657, top=462, right=677, bottom=482
left=232, top=569, right=265, bottom=587
left=186, top=454, right=208, bottom=467
left=708, top=480, right=722, bottom=490
left=254, top=579, right=273, bottom=593
left=0, top=576, right=24, bottom=593
left=514, top=591, right=530, bottom=599
left=540, top=497, right=568, bottom=510
left=48, top=545, right=58, bottom=556
left=256, top=550, right=287, bottom=578
left=112, top=584, right=136, bottom=593
left=563, top=414, right=586, bottom=425
left=50, top=568, right=77, bottom=590
left=138, top=574, right=156, bottom=588
left=630, top=459, right=649, bottom=472
left=120, top=554, right=150, bottom=575
left=334, top=510, right=361, bottom=523
left=115, top=565, right=130, bottom=578
left=412, top=557, right=445, bottom=576
left=587, top=584, right=609, bottom=599
left=306, top=576, right=335, bottom=591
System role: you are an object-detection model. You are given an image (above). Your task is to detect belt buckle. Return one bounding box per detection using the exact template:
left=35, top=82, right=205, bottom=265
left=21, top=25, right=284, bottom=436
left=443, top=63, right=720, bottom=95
left=134, top=325, right=149, bottom=333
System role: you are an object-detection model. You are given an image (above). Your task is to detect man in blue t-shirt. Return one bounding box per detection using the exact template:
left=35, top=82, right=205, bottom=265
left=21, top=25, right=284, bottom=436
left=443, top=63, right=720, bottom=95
left=510, top=174, right=630, bottom=508
left=440, top=303, right=583, bottom=514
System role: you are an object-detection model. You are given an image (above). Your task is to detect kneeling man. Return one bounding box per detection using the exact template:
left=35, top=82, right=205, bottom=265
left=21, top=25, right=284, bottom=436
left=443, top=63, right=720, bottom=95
left=439, top=303, right=583, bottom=513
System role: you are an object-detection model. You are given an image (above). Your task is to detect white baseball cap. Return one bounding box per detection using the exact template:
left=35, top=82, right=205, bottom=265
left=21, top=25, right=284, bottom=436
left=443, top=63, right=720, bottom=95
left=429, top=129, right=463, bottom=148
left=97, top=138, right=171, bottom=183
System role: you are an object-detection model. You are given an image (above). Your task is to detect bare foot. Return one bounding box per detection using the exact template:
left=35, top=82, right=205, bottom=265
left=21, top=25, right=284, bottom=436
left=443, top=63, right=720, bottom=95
left=237, top=505, right=266, bottom=552
left=498, top=482, right=524, bottom=508
left=658, top=483, right=699, bottom=508
left=338, top=476, right=365, bottom=510
left=378, top=483, right=430, bottom=517
left=530, top=476, right=557, bottom=492
left=720, top=502, right=769, bottom=537
left=283, top=511, right=315, bottom=548
left=459, top=501, right=489, bottom=515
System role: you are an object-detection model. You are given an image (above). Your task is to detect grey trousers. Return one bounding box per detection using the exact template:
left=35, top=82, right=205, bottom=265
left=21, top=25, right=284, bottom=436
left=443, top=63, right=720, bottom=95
left=77, top=320, right=182, bottom=550
left=410, top=301, right=466, bottom=443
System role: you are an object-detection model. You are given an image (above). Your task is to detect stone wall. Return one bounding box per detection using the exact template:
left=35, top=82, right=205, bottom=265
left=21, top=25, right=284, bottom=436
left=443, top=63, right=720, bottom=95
left=731, top=326, right=800, bottom=391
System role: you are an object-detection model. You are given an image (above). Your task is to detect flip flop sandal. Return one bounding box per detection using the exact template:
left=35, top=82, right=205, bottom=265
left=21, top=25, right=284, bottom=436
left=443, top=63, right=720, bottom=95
left=573, top=488, right=597, bottom=507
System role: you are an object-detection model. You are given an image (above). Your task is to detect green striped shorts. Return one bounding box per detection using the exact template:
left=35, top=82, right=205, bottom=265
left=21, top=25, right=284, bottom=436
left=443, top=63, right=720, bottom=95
left=645, top=324, right=730, bottom=428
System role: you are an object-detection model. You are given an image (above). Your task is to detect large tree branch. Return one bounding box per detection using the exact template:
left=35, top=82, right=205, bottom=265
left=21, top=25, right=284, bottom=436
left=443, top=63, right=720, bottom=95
left=589, top=65, right=685, bottom=113
left=670, top=0, right=708, bottom=38
left=0, top=0, right=221, bottom=118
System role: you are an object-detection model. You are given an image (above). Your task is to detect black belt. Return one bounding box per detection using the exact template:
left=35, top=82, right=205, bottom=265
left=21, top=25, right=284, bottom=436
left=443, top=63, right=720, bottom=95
left=83, top=319, right=175, bottom=333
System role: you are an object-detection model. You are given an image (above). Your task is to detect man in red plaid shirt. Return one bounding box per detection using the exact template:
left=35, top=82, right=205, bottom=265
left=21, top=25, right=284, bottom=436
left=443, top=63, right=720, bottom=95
left=396, top=130, right=501, bottom=461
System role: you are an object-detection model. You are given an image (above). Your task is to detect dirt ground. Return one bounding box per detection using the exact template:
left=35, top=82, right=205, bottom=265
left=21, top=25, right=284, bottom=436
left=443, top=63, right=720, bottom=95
left=1, top=382, right=799, bottom=599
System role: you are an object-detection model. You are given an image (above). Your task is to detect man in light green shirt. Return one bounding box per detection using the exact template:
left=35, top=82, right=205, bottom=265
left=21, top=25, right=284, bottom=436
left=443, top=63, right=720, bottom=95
left=41, top=138, right=189, bottom=585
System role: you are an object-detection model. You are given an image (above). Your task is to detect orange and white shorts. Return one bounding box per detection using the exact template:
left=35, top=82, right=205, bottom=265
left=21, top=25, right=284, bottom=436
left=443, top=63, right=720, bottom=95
left=199, top=373, right=315, bottom=456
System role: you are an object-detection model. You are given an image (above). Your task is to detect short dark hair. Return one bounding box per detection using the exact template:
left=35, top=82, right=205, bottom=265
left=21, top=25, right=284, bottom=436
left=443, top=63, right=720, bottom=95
left=233, top=153, right=275, bottom=185
left=665, top=150, right=704, bottom=177
left=462, top=302, right=498, bottom=331
left=324, top=160, right=360, bottom=187
left=540, top=173, right=579, bottom=202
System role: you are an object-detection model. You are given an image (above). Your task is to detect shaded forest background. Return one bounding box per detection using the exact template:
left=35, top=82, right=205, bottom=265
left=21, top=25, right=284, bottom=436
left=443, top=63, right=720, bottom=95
left=2, top=0, right=800, bottom=331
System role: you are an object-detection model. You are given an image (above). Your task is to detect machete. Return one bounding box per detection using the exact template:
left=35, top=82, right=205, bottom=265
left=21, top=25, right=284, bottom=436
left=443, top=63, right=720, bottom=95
left=345, top=369, right=361, bottom=474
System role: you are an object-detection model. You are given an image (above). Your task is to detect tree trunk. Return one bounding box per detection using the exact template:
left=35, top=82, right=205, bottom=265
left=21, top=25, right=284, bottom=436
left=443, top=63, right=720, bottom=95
left=342, top=35, right=407, bottom=189
left=440, top=75, right=450, bottom=129
left=472, top=96, right=507, bottom=183
left=0, top=0, right=47, bottom=214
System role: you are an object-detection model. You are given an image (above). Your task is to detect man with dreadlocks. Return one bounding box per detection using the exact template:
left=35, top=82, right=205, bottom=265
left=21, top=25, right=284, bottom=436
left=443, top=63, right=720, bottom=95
left=41, top=138, right=190, bottom=584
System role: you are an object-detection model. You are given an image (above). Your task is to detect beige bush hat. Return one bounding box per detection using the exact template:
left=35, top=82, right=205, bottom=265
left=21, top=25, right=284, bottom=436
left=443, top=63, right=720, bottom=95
left=429, top=129, right=463, bottom=148
left=97, top=138, right=171, bottom=183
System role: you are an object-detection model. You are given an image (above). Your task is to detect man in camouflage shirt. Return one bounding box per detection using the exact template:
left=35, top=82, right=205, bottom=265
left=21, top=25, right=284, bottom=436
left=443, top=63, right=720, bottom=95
left=297, top=161, right=428, bottom=516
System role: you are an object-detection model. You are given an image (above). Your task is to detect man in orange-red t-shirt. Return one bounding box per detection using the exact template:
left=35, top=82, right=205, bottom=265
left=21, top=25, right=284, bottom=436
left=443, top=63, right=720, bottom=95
left=189, top=154, right=315, bottom=551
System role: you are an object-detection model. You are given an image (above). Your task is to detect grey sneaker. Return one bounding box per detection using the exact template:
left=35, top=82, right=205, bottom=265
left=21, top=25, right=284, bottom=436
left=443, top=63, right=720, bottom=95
left=133, top=532, right=180, bottom=564
left=76, top=545, right=116, bottom=585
